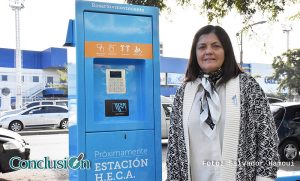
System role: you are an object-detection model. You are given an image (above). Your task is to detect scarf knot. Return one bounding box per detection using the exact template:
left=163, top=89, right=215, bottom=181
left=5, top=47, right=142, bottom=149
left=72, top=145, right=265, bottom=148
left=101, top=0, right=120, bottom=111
left=198, top=68, right=223, bottom=138
left=198, top=68, right=223, bottom=85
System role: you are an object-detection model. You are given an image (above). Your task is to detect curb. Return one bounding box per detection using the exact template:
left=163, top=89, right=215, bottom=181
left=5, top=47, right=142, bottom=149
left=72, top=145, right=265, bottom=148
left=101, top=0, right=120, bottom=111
left=19, top=129, right=68, bottom=136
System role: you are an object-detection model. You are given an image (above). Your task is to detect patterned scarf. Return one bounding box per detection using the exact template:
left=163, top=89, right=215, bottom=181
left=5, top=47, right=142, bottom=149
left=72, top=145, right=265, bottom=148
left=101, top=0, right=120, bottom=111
left=198, top=68, right=223, bottom=137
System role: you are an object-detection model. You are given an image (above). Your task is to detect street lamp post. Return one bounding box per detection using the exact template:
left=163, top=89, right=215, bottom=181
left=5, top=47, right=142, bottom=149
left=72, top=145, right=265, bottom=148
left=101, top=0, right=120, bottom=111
left=236, top=21, right=267, bottom=66
left=9, top=0, right=25, bottom=109
left=282, top=24, right=292, bottom=51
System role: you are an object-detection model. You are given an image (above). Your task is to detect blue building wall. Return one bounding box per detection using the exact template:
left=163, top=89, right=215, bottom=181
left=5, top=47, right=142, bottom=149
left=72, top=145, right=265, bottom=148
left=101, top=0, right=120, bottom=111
left=160, top=86, right=178, bottom=97
left=43, top=88, right=66, bottom=97
left=41, top=48, right=67, bottom=69
left=23, top=50, right=42, bottom=69
left=0, top=48, right=15, bottom=68
left=0, top=48, right=67, bottom=69
left=160, top=56, right=187, bottom=73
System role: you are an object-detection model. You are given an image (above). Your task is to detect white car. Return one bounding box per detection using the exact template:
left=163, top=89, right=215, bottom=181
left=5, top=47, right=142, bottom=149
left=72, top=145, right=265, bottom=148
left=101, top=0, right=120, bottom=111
left=161, top=96, right=172, bottom=139
left=0, top=105, right=68, bottom=132
left=1, top=100, right=68, bottom=117
left=23, top=100, right=68, bottom=108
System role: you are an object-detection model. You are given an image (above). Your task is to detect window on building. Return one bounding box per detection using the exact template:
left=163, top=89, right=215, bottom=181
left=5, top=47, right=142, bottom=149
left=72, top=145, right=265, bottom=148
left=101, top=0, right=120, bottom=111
left=167, top=73, right=185, bottom=85
left=22, top=76, right=24, bottom=82
left=47, top=76, right=54, bottom=84
left=160, top=72, right=167, bottom=85
left=11, top=97, right=16, bottom=109
left=160, top=43, right=163, bottom=56
left=1, top=75, right=8, bottom=81
left=33, top=76, right=39, bottom=82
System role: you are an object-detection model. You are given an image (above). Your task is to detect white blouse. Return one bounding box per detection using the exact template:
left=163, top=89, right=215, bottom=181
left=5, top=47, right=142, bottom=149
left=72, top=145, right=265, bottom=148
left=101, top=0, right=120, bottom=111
left=188, top=83, right=226, bottom=181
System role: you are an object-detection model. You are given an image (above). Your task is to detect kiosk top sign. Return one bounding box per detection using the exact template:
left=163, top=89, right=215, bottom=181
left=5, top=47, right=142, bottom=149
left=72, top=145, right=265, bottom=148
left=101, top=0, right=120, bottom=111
left=90, top=2, right=145, bottom=13
left=85, top=41, right=152, bottom=59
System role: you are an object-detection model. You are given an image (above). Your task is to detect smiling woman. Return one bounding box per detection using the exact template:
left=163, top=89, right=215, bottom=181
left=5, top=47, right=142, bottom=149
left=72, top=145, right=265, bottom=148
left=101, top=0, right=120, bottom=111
left=196, top=33, right=224, bottom=73
left=166, top=25, right=280, bottom=181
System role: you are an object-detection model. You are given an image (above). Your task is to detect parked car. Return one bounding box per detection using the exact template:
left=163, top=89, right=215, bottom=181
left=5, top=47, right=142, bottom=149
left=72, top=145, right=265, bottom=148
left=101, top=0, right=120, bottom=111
left=24, top=100, right=68, bottom=109
left=0, top=105, right=69, bottom=132
left=0, top=128, right=30, bottom=173
left=161, top=96, right=172, bottom=139
left=268, top=97, right=284, bottom=104
left=270, top=102, right=300, bottom=161
left=1, top=100, right=68, bottom=117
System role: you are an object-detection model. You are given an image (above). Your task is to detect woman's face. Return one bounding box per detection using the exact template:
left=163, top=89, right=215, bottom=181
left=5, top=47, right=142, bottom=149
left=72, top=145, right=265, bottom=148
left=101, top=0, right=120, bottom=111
left=196, top=33, right=225, bottom=73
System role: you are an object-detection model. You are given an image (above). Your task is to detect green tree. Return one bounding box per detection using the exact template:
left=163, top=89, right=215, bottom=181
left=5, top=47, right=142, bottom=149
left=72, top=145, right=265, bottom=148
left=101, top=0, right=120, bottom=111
left=288, top=0, right=300, bottom=20
left=125, top=0, right=288, bottom=22
left=289, top=11, right=300, bottom=20
left=55, top=67, right=68, bottom=94
left=272, top=49, right=300, bottom=95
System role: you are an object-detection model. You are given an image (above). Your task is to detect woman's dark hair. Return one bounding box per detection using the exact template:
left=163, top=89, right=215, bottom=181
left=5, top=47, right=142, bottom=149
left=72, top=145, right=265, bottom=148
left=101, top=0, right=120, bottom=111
left=185, top=25, right=242, bottom=84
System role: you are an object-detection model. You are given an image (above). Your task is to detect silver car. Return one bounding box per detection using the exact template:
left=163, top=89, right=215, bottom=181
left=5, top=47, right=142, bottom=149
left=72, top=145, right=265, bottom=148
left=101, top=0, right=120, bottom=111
left=1, top=100, right=68, bottom=117
left=0, top=105, right=68, bottom=132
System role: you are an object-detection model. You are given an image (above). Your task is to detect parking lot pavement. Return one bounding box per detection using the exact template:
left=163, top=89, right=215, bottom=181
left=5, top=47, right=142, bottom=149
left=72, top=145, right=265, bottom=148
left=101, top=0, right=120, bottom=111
left=0, top=169, right=68, bottom=181
left=0, top=127, right=68, bottom=136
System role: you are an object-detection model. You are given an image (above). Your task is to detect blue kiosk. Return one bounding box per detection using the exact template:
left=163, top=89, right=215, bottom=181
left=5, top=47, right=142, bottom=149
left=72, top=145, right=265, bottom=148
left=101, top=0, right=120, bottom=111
left=69, top=1, right=161, bottom=180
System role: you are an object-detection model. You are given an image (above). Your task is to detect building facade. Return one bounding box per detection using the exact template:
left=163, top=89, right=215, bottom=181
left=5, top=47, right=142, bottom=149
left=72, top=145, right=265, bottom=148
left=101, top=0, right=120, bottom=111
left=159, top=57, right=282, bottom=97
left=0, top=47, right=67, bottom=109
left=0, top=46, right=282, bottom=109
